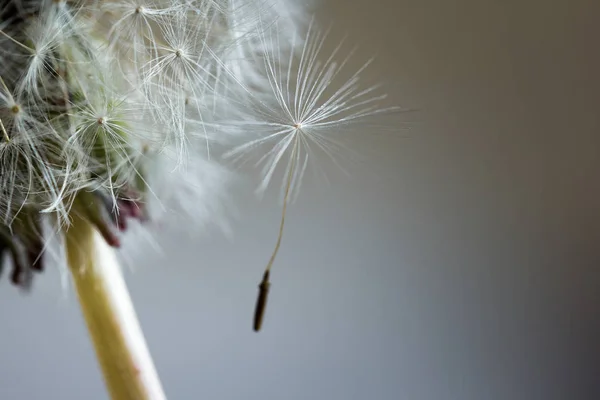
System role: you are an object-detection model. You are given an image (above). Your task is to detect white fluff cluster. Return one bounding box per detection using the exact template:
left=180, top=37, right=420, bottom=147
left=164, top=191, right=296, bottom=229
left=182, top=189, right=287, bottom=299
left=0, top=0, right=394, bottom=287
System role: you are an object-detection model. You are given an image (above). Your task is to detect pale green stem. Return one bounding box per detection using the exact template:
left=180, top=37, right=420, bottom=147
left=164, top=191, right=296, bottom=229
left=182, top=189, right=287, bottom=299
left=65, top=214, right=167, bottom=400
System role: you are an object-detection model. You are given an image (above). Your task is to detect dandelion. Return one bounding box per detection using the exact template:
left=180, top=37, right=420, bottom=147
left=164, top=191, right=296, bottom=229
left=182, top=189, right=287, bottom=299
left=0, top=0, right=398, bottom=398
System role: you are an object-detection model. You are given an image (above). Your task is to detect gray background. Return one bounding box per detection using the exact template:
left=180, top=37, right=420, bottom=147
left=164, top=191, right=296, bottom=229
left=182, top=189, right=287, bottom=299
left=1, top=0, right=600, bottom=399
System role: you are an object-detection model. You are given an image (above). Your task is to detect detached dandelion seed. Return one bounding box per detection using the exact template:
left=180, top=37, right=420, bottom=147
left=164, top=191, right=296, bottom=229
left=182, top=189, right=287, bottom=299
left=223, top=18, right=399, bottom=331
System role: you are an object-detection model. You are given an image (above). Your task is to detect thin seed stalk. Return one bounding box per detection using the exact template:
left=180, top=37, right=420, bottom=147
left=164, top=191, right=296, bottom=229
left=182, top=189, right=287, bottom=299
left=65, top=213, right=166, bottom=400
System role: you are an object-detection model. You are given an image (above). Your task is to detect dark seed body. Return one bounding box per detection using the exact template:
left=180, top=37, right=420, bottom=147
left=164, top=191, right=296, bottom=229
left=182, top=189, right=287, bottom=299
left=253, top=270, right=271, bottom=332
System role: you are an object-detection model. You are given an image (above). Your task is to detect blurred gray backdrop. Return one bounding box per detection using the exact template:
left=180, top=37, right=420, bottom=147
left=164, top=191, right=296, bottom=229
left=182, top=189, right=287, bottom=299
left=1, top=1, right=600, bottom=399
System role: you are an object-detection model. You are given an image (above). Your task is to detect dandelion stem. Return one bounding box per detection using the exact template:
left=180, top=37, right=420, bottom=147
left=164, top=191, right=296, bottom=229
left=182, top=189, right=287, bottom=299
left=65, top=213, right=167, bottom=400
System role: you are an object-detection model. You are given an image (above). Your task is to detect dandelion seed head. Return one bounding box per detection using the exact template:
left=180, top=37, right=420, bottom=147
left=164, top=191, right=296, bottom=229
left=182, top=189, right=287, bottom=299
left=0, top=0, right=397, bottom=291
